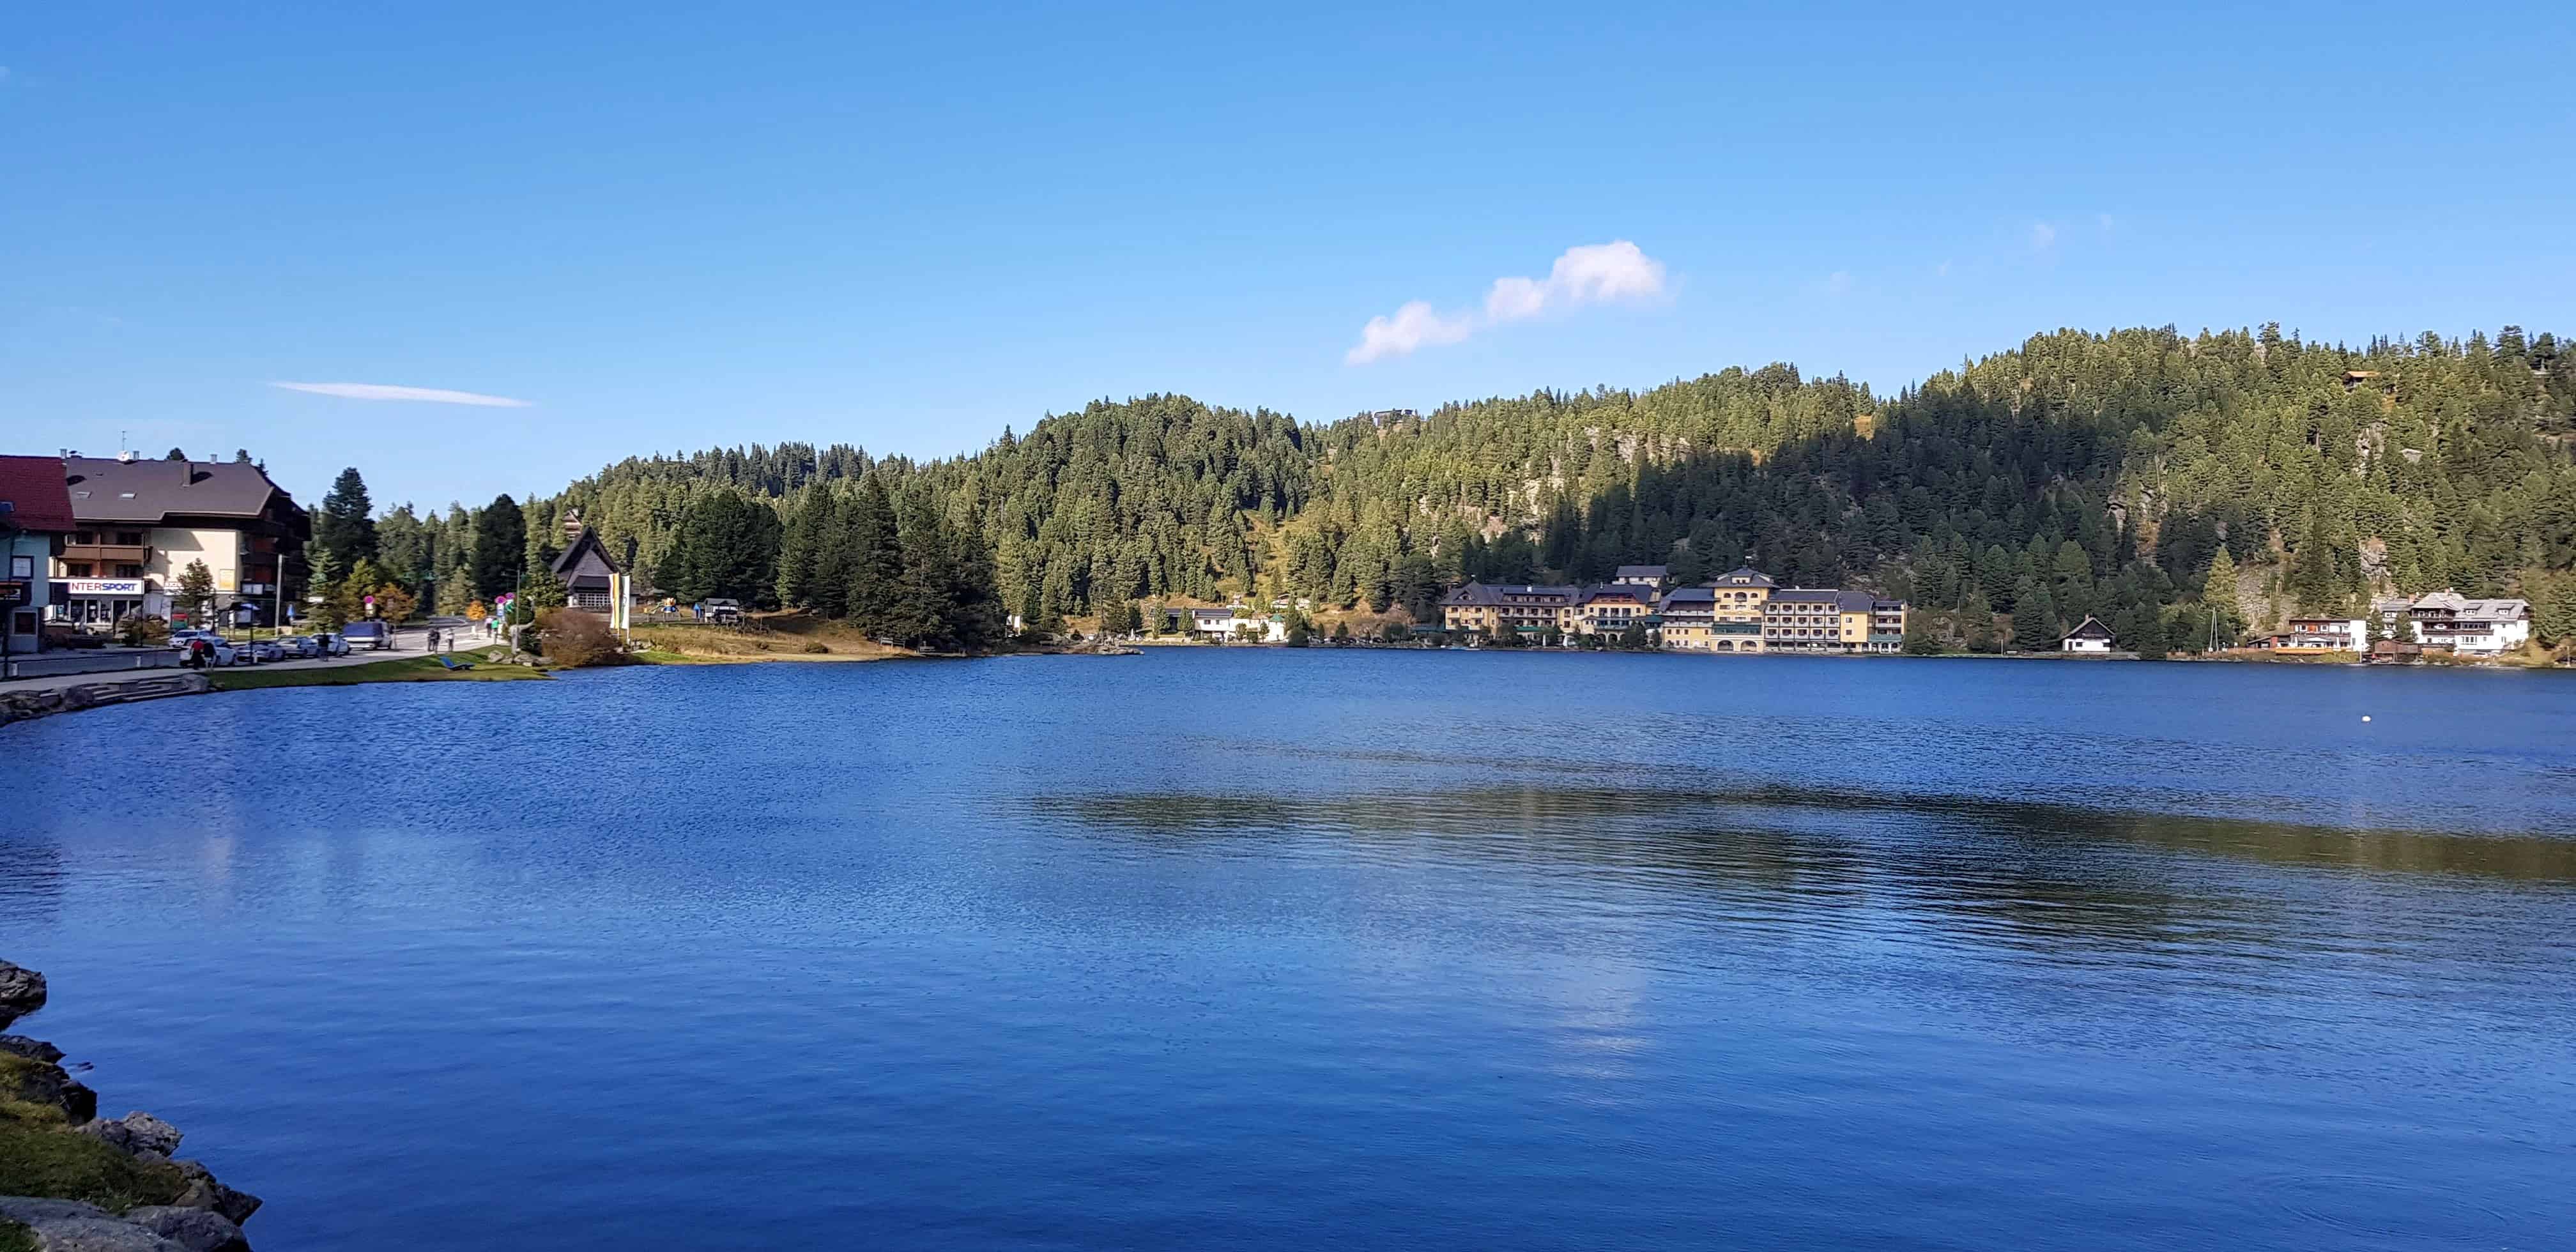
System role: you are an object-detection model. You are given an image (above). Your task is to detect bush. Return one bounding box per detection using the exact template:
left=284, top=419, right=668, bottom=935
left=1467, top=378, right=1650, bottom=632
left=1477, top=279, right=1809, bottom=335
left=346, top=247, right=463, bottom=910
left=534, top=608, right=622, bottom=667
left=112, top=615, right=170, bottom=647
left=802, top=641, right=829, bottom=654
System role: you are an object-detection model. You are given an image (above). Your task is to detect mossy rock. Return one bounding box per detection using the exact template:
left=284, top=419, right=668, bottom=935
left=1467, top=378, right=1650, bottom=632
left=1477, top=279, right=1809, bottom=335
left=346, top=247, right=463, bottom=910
left=0, top=1218, right=33, bottom=1252
left=0, top=1062, right=187, bottom=1217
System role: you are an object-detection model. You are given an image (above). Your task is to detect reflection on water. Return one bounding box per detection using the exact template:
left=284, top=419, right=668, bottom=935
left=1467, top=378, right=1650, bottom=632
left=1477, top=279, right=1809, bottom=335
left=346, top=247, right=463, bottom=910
left=1050, top=781, right=2576, bottom=882
left=2, top=650, right=2573, bottom=1251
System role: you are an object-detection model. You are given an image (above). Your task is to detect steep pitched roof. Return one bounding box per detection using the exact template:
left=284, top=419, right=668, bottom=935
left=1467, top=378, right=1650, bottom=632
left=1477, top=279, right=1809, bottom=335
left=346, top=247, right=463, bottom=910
left=61, top=456, right=295, bottom=524
left=549, top=526, right=624, bottom=579
left=0, top=455, right=79, bottom=533
left=1613, top=565, right=1669, bottom=583
left=1712, top=567, right=1776, bottom=588
left=2063, top=615, right=2115, bottom=641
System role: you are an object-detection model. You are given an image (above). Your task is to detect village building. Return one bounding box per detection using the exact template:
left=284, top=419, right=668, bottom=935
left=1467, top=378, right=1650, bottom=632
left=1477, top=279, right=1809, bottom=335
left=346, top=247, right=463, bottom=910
left=2060, top=616, right=2115, bottom=652
left=1761, top=589, right=1846, bottom=651
left=0, top=455, right=80, bottom=656
left=549, top=524, right=625, bottom=613
left=2405, top=592, right=2530, bottom=655
left=1439, top=584, right=1580, bottom=637
left=1574, top=583, right=1658, bottom=637
left=1612, top=565, right=1668, bottom=588
left=2280, top=616, right=2367, bottom=651
left=1708, top=567, right=1774, bottom=623
left=52, top=454, right=309, bottom=629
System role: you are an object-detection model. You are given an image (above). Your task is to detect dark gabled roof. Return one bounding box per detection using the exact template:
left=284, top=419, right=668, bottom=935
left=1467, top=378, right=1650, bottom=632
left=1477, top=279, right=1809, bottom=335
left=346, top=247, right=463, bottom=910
left=61, top=456, right=298, bottom=525
left=1834, top=590, right=1879, bottom=613
left=2062, top=615, right=2115, bottom=640
left=1711, top=567, right=1776, bottom=588
left=0, top=455, right=79, bottom=532
left=1443, top=583, right=1579, bottom=606
left=1767, top=588, right=1842, bottom=604
left=1580, top=583, right=1653, bottom=604
left=1659, top=586, right=1716, bottom=607
left=1613, top=565, right=1668, bottom=583
left=549, top=526, right=624, bottom=578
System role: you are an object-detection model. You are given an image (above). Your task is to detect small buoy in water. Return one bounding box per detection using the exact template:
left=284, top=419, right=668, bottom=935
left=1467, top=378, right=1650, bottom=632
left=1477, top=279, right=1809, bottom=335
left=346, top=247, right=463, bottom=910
left=2361, top=715, right=2372, bottom=722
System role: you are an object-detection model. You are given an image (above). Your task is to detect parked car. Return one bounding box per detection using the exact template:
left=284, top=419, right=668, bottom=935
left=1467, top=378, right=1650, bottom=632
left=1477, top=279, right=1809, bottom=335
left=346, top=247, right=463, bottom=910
left=274, top=636, right=319, bottom=659
left=169, top=631, right=245, bottom=667
left=244, top=639, right=286, bottom=663
left=342, top=622, right=393, bottom=651
left=314, top=633, right=351, bottom=657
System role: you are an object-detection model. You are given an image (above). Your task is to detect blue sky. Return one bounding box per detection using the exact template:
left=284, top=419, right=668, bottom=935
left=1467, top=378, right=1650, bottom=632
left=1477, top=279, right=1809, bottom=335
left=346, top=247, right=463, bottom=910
left=7, top=4, right=2570, bottom=512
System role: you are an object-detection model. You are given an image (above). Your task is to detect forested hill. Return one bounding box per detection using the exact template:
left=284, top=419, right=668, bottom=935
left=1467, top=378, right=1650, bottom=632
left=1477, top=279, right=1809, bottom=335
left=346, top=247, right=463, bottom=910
left=483, top=323, right=2576, bottom=652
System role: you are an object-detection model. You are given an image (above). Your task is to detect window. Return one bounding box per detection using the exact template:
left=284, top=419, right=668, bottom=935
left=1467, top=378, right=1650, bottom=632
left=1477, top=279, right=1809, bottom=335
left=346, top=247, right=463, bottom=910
left=117, top=564, right=144, bottom=578
left=65, top=562, right=93, bottom=577
left=116, top=531, right=145, bottom=546
left=7, top=556, right=29, bottom=579
left=73, top=531, right=95, bottom=545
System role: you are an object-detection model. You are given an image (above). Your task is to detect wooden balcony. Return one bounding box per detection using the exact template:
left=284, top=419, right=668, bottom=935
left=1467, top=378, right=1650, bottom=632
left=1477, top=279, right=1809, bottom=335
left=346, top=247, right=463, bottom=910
left=63, top=543, right=150, bottom=564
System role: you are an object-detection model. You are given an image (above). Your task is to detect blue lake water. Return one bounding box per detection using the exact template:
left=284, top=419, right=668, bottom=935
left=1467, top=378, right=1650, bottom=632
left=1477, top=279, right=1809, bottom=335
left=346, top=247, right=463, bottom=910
left=5, top=650, right=2575, bottom=1250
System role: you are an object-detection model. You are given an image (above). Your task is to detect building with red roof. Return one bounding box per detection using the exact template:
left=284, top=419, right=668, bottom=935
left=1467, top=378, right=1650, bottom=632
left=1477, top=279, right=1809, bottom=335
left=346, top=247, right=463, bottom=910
left=0, top=454, right=80, bottom=655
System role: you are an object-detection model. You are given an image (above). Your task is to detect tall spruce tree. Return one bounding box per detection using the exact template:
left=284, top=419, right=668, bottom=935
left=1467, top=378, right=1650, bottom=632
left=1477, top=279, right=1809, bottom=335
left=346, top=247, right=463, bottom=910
left=311, top=467, right=379, bottom=586
left=471, top=494, right=526, bottom=599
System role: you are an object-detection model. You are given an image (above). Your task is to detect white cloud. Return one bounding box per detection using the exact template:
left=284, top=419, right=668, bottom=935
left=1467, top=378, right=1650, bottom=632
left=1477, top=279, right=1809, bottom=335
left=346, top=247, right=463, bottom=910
left=272, top=381, right=532, bottom=407
left=2029, top=222, right=2058, bottom=251
left=1347, top=241, right=1667, bottom=365
left=1346, top=302, right=1475, bottom=365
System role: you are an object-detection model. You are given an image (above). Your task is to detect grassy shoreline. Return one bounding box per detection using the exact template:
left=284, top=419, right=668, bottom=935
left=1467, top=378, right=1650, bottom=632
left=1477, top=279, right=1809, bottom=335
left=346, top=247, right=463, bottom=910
left=204, top=647, right=549, bottom=691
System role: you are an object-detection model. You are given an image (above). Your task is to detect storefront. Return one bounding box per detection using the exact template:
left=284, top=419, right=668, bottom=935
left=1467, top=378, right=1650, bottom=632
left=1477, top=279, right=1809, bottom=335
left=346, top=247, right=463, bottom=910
left=51, top=577, right=162, bottom=627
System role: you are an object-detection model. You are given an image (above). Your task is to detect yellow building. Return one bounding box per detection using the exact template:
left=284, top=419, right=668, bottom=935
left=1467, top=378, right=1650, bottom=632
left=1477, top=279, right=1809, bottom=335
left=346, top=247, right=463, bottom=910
left=1439, top=584, right=1579, bottom=636
left=1708, top=567, right=1774, bottom=624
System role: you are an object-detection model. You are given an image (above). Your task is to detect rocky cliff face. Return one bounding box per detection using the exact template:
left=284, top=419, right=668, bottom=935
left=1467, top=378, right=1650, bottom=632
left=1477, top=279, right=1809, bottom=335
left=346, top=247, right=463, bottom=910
left=0, top=961, right=261, bottom=1252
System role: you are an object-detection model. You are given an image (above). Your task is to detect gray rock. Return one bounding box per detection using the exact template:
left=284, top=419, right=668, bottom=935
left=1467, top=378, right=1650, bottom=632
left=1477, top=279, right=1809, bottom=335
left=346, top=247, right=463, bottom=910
left=0, top=1198, right=115, bottom=1225
left=0, top=961, right=43, bottom=1028
left=75, top=1113, right=182, bottom=1159
left=0, top=1035, right=65, bottom=1063
left=166, top=1163, right=259, bottom=1226
left=0, top=1200, right=184, bottom=1252
left=121, top=1207, right=248, bottom=1252
left=20, top=1218, right=185, bottom=1251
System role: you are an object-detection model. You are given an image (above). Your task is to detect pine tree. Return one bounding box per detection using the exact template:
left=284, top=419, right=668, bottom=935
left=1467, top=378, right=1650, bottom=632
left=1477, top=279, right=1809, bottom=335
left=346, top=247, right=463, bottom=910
left=844, top=476, right=901, bottom=635
left=471, top=495, right=526, bottom=600
left=2011, top=577, right=2059, bottom=651
left=2201, top=546, right=2239, bottom=612
left=312, top=468, right=379, bottom=586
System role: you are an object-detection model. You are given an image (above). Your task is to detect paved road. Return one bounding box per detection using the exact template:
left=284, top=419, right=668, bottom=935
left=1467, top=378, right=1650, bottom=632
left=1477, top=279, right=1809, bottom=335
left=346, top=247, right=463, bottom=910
left=0, top=620, right=499, bottom=696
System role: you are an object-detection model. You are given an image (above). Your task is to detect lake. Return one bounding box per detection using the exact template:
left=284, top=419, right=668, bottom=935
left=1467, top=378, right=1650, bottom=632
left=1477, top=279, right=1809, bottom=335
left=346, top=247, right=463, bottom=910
left=5, top=650, right=2574, bottom=1250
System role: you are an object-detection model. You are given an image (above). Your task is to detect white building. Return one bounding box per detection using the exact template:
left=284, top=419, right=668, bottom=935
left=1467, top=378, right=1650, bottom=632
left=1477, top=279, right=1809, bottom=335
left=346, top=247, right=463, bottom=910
left=2060, top=616, right=2115, bottom=652
left=2281, top=616, right=2368, bottom=650
left=2407, top=592, right=2530, bottom=655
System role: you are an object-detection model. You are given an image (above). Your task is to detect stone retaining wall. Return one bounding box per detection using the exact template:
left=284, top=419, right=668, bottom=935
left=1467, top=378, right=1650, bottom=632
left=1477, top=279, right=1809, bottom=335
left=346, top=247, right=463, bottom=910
left=0, top=673, right=212, bottom=729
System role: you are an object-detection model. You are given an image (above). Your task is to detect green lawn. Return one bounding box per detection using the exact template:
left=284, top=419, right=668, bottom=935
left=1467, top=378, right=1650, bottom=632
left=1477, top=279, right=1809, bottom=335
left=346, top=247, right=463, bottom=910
left=206, top=647, right=550, bottom=690
left=0, top=1054, right=187, bottom=1217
